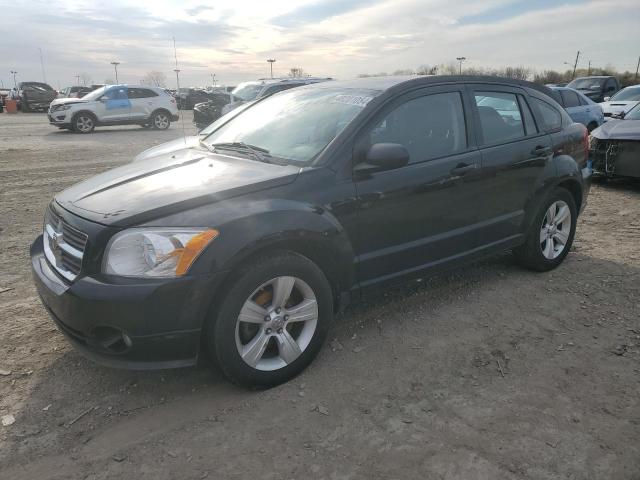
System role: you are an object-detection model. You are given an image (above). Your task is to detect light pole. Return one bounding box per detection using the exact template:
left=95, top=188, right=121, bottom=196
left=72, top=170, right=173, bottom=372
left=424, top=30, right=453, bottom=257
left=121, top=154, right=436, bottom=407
left=267, top=58, right=276, bottom=78
left=10, top=70, right=18, bottom=88
left=211, top=73, right=216, bottom=87
left=456, top=57, right=466, bottom=75
left=110, top=61, right=120, bottom=84
left=75, top=74, right=81, bottom=85
left=38, top=47, right=46, bottom=83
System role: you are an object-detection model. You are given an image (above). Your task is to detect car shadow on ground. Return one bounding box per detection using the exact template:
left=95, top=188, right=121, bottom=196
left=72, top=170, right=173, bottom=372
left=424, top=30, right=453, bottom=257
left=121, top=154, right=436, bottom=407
left=3, top=251, right=640, bottom=478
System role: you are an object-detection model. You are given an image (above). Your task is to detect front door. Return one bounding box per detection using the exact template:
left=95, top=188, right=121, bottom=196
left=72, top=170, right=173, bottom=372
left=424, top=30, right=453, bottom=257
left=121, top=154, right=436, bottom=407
left=95, top=86, right=131, bottom=122
left=353, top=86, right=484, bottom=286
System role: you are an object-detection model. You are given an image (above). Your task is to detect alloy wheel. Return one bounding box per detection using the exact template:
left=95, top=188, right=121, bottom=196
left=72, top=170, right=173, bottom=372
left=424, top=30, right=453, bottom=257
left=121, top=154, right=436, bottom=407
left=154, top=113, right=169, bottom=129
left=539, top=200, right=571, bottom=260
left=76, top=116, right=93, bottom=133
left=235, top=276, right=318, bottom=371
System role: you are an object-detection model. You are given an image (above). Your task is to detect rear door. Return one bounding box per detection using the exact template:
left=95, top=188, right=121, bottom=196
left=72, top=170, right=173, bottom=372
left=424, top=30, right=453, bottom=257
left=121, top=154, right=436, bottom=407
left=128, top=88, right=159, bottom=121
left=468, top=84, right=552, bottom=237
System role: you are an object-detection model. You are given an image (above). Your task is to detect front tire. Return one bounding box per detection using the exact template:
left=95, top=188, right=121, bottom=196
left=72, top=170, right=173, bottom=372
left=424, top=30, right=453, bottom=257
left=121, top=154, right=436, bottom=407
left=514, top=187, right=577, bottom=271
left=72, top=113, right=96, bottom=133
left=206, top=251, right=333, bottom=388
left=151, top=110, right=170, bottom=130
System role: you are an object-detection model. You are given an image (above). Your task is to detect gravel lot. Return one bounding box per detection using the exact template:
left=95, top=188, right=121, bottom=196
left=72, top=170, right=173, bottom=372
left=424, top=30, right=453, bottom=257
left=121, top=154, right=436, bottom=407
left=1, top=111, right=639, bottom=480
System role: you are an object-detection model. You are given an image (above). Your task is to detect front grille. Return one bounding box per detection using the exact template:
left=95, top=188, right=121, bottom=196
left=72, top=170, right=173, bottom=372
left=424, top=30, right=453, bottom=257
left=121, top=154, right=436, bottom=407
left=43, top=203, right=88, bottom=282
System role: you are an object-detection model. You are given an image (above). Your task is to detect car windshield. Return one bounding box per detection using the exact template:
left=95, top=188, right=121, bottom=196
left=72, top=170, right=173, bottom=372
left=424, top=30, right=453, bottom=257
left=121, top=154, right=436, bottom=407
left=610, top=87, right=640, bottom=102
left=567, top=78, right=605, bottom=90
left=624, top=103, right=640, bottom=120
left=203, top=87, right=378, bottom=164
left=82, top=86, right=109, bottom=101
left=231, top=83, right=264, bottom=101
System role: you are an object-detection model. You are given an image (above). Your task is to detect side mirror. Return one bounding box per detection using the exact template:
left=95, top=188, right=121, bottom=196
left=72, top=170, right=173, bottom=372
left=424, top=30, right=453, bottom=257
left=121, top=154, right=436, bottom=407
left=603, top=96, right=611, bottom=102
left=356, top=143, right=409, bottom=173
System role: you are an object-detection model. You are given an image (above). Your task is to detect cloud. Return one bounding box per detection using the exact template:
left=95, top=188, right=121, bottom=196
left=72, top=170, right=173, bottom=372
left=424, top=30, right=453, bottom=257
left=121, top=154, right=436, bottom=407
left=0, top=0, right=637, bottom=89
left=271, top=0, right=370, bottom=27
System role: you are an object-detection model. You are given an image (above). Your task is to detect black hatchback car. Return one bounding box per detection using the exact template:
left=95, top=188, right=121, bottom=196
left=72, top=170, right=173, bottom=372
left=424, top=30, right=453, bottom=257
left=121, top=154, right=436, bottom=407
left=31, top=76, right=591, bottom=387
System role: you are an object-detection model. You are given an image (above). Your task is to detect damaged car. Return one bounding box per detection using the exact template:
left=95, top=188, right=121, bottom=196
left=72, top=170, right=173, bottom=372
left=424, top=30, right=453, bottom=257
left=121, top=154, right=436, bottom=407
left=600, top=84, right=640, bottom=121
left=589, top=102, right=640, bottom=179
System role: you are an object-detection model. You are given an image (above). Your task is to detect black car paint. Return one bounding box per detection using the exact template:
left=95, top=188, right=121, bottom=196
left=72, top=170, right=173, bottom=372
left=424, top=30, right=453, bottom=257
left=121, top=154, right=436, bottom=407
left=31, top=76, right=591, bottom=368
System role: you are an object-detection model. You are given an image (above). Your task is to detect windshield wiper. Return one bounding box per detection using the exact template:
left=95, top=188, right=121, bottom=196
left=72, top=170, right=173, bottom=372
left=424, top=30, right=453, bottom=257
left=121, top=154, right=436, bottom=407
left=208, top=142, right=274, bottom=163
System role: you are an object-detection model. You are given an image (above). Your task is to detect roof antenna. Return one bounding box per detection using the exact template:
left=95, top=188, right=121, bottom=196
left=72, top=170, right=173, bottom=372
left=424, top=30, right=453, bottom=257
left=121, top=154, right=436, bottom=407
left=172, top=36, right=187, bottom=145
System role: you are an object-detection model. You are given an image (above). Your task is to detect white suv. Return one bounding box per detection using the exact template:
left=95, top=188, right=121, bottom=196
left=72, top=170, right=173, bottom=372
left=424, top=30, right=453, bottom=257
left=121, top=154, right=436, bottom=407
left=48, top=85, right=179, bottom=133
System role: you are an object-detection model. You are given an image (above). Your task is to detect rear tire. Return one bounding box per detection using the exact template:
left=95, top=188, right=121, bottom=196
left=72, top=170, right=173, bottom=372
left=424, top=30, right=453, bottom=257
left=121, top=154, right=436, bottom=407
left=151, top=110, right=170, bottom=130
left=205, top=251, right=333, bottom=388
left=514, top=187, right=577, bottom=272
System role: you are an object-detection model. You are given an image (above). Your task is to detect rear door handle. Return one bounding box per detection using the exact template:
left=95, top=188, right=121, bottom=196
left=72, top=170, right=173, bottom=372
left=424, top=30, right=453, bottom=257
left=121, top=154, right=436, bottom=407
left=531, top=146, right=552, bottom=156
left=450, top=163, right=476, bottom=175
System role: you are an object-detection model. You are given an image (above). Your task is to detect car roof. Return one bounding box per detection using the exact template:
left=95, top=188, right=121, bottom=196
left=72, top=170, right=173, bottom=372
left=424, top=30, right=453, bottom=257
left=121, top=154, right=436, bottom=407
left=307, top=75, right=556, bottom=98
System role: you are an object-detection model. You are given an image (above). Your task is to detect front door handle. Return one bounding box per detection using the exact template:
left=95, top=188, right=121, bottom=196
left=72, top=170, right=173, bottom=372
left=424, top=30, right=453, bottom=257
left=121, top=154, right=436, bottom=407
left=531, top=146, right=552, bottom=156
left=450, top=163, right=476, bottom=175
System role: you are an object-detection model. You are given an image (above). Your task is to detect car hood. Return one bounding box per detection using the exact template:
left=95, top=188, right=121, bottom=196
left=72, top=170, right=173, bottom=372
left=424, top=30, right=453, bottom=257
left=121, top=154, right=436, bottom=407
left=133, top=135, right=201, bottom=162
left=590, top=119, right=640, bottom=141
left=49, top=97, right=89, bottom=106
left=55, top=148, right=300, bottom=227
left=600, top=100, right=639, bottom=114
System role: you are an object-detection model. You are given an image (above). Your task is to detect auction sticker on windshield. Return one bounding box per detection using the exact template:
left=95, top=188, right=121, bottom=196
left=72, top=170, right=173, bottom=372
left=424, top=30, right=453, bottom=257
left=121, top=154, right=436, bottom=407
left=331, top=95, right=373, bottom=107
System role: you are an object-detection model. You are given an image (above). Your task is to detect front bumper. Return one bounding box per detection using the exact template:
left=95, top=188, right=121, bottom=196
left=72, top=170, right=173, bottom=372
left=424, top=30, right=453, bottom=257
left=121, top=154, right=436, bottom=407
left=31, top=235, right=222, bottom=369
left=48, top=109, right=72, bottom=126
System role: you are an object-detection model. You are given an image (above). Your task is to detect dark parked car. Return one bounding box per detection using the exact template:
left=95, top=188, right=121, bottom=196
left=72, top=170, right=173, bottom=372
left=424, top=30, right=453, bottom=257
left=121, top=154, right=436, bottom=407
left=31, top=76, right=591, bottom=387
left=589, top=102, right=640, bottom=179
left=177, top=88, right=212, bottom=109
left=19, top=81, right=58, bottom=112
left=566, top=76, right=620, bottom=103
left=193, top=92, right=238, bottom=130
left=60, top=86, right=94, bottom=98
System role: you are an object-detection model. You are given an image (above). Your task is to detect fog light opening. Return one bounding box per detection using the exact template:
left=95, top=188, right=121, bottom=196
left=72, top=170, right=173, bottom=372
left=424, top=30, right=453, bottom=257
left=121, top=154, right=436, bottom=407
left=92, top=326, right=132, bottom=354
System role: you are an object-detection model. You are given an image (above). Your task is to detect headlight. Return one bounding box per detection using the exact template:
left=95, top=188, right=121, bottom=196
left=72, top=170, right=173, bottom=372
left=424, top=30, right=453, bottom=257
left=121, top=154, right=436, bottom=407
left=53, top=104, right=72, bottom=111
left=103, top=228, right=218, bottom=278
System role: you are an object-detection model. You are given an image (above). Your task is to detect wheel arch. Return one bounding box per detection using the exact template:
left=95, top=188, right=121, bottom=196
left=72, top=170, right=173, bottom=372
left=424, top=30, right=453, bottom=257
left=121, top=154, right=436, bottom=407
left=71, top=109, right=97, bottom=122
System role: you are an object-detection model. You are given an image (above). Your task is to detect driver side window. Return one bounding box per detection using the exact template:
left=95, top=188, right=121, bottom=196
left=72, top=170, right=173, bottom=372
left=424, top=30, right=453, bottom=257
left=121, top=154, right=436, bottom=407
left=367, top=92, right=467, bottom=164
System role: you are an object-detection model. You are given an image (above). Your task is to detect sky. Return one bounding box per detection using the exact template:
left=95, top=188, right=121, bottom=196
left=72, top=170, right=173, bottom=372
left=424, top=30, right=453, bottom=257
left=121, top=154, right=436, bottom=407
left=0, top=0, right=639, bottom=89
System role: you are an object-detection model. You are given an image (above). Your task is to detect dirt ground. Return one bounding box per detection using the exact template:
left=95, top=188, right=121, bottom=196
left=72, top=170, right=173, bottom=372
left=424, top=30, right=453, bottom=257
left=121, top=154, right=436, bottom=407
left=1, top=112, right=639, bottom=480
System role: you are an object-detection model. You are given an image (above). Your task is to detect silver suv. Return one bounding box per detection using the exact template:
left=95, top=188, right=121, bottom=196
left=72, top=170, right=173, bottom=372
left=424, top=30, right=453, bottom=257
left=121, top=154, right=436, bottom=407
left=48, top=85, right=179, bottom=133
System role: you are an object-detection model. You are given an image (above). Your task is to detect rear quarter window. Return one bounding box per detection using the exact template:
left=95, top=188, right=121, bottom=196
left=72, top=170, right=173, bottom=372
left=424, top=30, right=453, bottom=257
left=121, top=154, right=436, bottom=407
left=530, top=97, right=562, bottom=131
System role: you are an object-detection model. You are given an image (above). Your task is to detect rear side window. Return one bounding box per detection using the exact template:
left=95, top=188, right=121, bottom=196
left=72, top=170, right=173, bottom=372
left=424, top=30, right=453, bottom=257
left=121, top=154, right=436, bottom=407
left=474, top=92, right=525, bottom=144
left=128, top=88, right=158, bottom=99
left=560, top=90, right=580, bottom=108
left=531, top=98, right=562, bottom=131
left=368, top=91, right=467, bottom=164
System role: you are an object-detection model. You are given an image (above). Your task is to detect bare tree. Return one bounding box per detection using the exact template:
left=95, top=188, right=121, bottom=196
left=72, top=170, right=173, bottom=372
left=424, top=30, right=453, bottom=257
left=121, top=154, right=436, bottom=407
left=393, top=68, right=415, bottom=76
left=141, top=71, right=167, bottom=87
left=288, top=67, right=307, bottom=78
left=416, top=64, right=438, bottom=75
